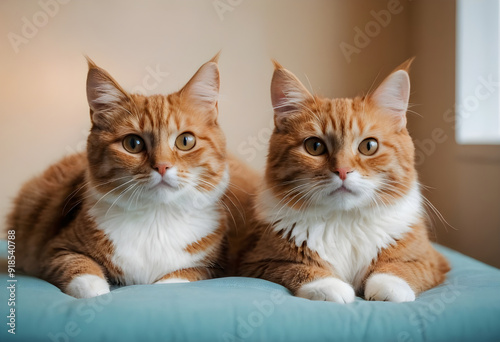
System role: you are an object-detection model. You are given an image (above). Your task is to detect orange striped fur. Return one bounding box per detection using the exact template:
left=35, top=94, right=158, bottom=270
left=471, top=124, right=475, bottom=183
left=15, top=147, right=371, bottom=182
left=230, top=60, right=449, bottom=303
left=6, top=56, right=232, bottom=298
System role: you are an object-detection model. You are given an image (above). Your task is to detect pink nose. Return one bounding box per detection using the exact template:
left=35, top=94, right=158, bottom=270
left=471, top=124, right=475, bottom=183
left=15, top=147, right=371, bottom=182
left=154, top=163, right=172, bottom=176
left=334, top=167, right=353, bottom=181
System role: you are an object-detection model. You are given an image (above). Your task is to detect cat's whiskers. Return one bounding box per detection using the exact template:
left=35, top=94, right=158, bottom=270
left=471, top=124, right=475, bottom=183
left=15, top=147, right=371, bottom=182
left=374, top=180, right=455, bottom=231
left=124, top=183, right=143, bottom=211
left=419, top=183, right=434, bottom=191
left=181, top=177, right=240, bottom=228
left=374, top=181, right=413, bottom=208
left=296, top=179, right=332, bottom=212
left=213, top=180, right=247, bottom=218
left=363, top=186, right=387, bottom=216
left=276, top=177, right=331, bottom=211
left=62, top=180, right=92, bottom=215
left=416, top=183, right=455, bottom=231
left=217, top=199, right=238, bottom=232
left=133, top=185, right=146, bottom=209
left=89, top=178, right=136, bottom=212
left=365, top=70, right=382, bottom=97
left=406, top=109, right=422, bottom=118
left=263, top=177, right=321, bottom=193
left=63, top=176, right=132, bottom=215
left=196, top=178, right=244, bottom=222
left=62, top=180, right=91, bottom=206
left=296, top=184, right=324, bottom=212
left=265, top=184, right=317, bottom=233
left=104, top=183, right=138, bottom=218
left=421, top=195, right=456, bottom=231
left=266, top=182, right=312, bottom=217
left=291, top=186, right=317, bottom=211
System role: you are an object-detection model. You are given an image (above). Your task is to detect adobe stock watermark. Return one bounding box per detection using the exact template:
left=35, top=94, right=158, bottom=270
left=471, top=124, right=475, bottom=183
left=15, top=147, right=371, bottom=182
left=130, top=65, right=169, bottom=95
left=221, top=289, right=287, bottom=341
left=6, top=230, right=16, bottom=335
left=213, top=0, right=244, bottom=21
left=7, top=0, right=72, bottom=54
left=414, top=74, right=498, bottom=166
left=397, top=277, right=467, bottom=342
left=236, top=118, right=274, bottom=163
left=47, top=293, right=113, bottom=342
left=340, top=0, right=406, bottom=63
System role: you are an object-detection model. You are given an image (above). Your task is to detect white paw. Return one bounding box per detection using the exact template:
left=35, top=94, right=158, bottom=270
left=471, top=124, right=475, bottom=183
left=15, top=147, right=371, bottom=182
left=365, top=273, right=415, bottom=302
left=154, top=277, right=190, bottom=285
left=296, top=277, right=355, bottom=303
left=65, top=274, right=110, bottom=299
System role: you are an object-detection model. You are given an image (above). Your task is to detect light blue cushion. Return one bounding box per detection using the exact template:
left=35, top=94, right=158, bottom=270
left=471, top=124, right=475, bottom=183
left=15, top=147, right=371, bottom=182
left=1, top=241, right=499, bottom=342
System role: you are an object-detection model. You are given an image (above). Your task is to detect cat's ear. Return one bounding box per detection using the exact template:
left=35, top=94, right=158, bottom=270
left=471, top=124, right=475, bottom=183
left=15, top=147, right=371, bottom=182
left=180, top=53, right=220, bottom=115
left=271, top=60, right=313, bottom=129
left=86, top=57, right=129, bottom=124
left=370, top=58, right=414, bottom=130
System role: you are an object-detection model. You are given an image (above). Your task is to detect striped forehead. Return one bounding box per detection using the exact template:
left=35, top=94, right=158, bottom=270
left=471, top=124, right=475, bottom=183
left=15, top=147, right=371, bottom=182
left=320, top=98, right=371, bottom=140
left=130, top=95, right=184, bottom=145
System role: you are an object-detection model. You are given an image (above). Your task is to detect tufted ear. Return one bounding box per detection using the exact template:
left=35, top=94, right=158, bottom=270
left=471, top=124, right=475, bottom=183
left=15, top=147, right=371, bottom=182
left=86, top=57, right=129, bottom=125
left=270, top=60, right=313, bottom=129
left=180, top=53, right=220, bottom=114
left=370, top=58, right=414, bottom=130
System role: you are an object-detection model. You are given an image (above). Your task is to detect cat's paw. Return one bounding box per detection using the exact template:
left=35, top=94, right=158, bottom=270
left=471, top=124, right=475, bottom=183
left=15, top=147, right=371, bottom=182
left=154, top=278, right=190, bottom=285
left=296, top=277, right=355, bottom=303
left=364, top=273, right=415, bottom=302
left=65, top=274, right=110, bottom=299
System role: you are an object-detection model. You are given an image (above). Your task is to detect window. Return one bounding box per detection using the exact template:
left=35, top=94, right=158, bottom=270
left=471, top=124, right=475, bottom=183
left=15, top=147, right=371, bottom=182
left=456, top=0, right=500, bottom=144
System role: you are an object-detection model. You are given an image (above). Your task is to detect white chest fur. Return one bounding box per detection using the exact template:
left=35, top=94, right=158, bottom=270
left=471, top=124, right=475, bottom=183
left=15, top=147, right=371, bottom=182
left=90, top=202, right=220, bottom=285
left=260, top=183, right=423, bottom=290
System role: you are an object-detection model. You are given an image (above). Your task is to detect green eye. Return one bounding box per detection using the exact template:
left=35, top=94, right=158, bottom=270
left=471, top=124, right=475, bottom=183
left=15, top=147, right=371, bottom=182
left=358, top=138, right=378, bottom=156
left=175, top=132, right=196, bottom=151
left=122, top=134, right=145, bottom=154
left=304, top=137, right=326, bottom=156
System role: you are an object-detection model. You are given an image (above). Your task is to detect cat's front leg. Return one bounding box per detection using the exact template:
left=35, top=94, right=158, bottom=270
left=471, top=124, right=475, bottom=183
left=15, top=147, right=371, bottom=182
left=297, top=276, right=355, bottom=303
left=154, top=267, right=214, bottom=284
left=364, top=235, right=449, bottom=302
left=242, top=260, right=355, bottom=303
left=364, top=272, right=415, bottom=302
left=42, top=252, right=110, bottom=299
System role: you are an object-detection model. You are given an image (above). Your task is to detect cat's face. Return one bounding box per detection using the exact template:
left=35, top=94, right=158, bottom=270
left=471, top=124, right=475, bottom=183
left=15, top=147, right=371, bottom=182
left=85, top=57, right=227, bottom=208
left=266, top=61, right=416, bottom=212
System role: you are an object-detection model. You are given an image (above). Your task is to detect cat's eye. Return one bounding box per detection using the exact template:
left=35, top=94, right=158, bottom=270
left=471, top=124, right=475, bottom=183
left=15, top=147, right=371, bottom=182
left=304, top=137, right=326, bottom=156
left=175, top=132, right=196, bottom=151
left=358, top=138, right=379, bottom=156
left=122, top=135, right=145, bottom=154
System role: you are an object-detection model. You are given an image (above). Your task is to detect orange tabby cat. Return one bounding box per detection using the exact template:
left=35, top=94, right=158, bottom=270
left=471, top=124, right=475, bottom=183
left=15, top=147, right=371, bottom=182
left=6, top=55, right=231, bottom=298
left=232, top=60, right=450, bottom=303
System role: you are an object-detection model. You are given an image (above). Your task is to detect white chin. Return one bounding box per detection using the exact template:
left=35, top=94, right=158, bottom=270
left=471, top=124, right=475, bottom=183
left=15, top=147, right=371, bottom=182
left=321, top=189, right=375, bottom=211
left=329, top=193, right=360, bottom=211
left=155, top=187, right=182, bottom=204
left=136, top=185, right=181, bottom=205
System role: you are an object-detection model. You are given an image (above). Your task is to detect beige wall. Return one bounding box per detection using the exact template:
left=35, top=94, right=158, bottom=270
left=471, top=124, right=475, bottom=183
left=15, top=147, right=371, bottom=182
left=1, top=1, right=498, bottom=267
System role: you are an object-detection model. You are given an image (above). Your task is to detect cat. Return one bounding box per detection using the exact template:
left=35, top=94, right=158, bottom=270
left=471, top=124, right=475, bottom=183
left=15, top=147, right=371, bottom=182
left=231, top=59, right=450, bottom=303
left=6, top=55, right=231, bottom=298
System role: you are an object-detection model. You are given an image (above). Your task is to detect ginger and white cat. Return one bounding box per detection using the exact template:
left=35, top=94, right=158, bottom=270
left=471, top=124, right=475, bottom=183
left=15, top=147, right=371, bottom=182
left=232, top=60, right=450, bottom=303
left=7, top=55, right=231, bottom=298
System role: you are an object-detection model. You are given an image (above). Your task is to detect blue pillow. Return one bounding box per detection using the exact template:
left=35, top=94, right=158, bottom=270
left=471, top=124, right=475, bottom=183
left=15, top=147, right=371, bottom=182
left=1, top=241, right=499, bottom=342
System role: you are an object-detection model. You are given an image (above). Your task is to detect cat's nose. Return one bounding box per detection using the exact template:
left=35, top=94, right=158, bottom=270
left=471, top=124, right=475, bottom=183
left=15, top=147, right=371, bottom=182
left=334, top=167, right=353, bottom=181
left=154, top=163, right=173, bottom=176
